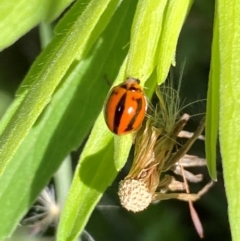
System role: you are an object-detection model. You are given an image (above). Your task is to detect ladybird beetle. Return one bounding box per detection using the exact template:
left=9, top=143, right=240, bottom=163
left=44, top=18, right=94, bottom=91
left=104, top=77, right=147, bottom=135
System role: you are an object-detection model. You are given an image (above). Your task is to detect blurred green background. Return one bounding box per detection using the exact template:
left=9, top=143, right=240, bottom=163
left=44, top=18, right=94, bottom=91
left=1, top=0, right=229, bottom=240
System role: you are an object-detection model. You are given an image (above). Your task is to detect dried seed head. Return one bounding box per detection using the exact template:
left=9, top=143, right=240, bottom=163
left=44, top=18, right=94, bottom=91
left=118, top=179, right=153, bottom=212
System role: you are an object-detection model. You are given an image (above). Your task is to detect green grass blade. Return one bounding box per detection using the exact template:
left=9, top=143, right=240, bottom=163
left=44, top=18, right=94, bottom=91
left=57, top=114, right=116, bottom=241
left=126, top=0, right=168, bottom=83
left=157, top=0, right=193, bottom=84
left=114, top=134, right=133, bottom=171
left=0, top=0, right=120, bottom=175
left=0, top=0, right=74, bottom=50
left=217, top=1, right=240, bottom=240
left=205, top=3, right=219, bottom=180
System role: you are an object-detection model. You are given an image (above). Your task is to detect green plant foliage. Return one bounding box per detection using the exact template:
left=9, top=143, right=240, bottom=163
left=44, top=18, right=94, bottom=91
left=206, top=0, right=240, bottom=239
left=0, top=42, right=114, bottom=239
left=205, top=4, right=219, bottom=181
left=0, top=0, right=135, bottom=238
left=126, top=0, right=167, bottom=81
left=0, top=0, right=235, bottom=240
left=217, top=1, right=240, bottom=240
left=0, top=0, right=74, bottom=50
left=157, top=0, right=193, bottom=84
left=0, top=0, right=120, bottom=176
left=56, top=113, right=117, bottom=241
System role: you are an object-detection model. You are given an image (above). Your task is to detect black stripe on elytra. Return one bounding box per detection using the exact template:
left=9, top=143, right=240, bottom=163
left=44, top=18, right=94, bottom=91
left=113, top=93, right=127, bottom=134
left=125, top=97, right=143, bottom=132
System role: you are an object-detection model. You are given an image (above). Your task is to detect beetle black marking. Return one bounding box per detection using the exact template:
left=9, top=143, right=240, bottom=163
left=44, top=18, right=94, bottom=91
left=113, top=93, right=127, bottom=134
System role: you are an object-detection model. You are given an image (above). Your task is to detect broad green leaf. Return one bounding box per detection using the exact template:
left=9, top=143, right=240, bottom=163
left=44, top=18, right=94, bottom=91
left=0, top=0, right=74, bottom=50
left=114, top=134, right=132, bottom=171
left=57, top=113, right=116, bottom=241
left=157, top=0, right=193, bottom=84
left=205, top=3, right=219, bottom=180
left=57, top=1, right=138, bottom=239
left=217, top=1, right=240, bottom=240
left=126, top=0, right=168, bottom=83
left=0, top=0, right=120, bottom=175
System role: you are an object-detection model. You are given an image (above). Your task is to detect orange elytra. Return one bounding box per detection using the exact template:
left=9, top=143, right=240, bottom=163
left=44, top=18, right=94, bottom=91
left=104, top=77, right=147, bottom=135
